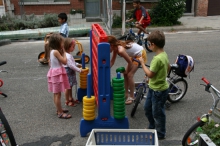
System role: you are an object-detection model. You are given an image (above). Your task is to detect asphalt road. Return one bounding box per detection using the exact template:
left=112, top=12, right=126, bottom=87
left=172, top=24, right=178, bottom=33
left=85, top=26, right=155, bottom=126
left=0, top=30, right=220, bottom=146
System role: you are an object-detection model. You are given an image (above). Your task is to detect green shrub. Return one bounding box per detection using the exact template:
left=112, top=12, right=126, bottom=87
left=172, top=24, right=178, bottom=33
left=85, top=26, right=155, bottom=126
left=149, top=0, right=186, bottom=26
left=40, top=13, right=59, bottom=27
left=112, top=9, right=134, bottom=28
left=0, top=13, right=59, bottom=31
left=201, top=121, right=220, bottom=145
left=112, top=14, right=122, bottom=28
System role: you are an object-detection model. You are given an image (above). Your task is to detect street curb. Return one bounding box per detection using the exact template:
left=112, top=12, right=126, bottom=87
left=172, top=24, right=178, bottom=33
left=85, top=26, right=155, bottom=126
left=0, top=39, right=11, bottom=47
left=111, top=26, right=220, bottom=37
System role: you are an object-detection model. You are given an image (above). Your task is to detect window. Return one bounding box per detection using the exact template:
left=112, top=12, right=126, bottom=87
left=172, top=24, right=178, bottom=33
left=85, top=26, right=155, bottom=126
left=19, top=0, right=70, bottom=5
left=120, top=0, right=158, bottom=3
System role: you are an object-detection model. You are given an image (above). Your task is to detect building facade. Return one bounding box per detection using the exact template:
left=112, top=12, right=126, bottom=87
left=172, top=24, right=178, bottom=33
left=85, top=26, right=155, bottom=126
left=1, top=0, right=220, bottom=18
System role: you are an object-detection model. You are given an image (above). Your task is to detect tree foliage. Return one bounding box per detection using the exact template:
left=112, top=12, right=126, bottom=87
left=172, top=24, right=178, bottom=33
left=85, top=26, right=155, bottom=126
left=149, top=0, right=186, bottom=26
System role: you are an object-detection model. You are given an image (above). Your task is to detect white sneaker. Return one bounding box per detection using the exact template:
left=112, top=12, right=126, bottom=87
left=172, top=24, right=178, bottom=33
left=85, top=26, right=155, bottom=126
left=143, top=34, right=148, bottom=39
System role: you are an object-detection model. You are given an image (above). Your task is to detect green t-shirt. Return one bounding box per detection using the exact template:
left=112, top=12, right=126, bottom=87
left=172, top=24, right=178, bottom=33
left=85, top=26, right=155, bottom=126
left=149, top=52, right=169, bottom=91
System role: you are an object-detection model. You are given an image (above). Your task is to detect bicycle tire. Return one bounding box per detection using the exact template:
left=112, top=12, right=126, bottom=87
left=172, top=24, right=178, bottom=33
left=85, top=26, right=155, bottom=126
left=182, top=120, right=205, bottom=146
left=130, top=86, right=144, bottom=117
left=144, top=39, right=152, bottom=52
left=168, top=78, right=188, bottom=103
left=117, top=35, right=127, bottom=41
left=37, top=52, right=48, bottom=65
left=0, top=108, right=17, bottom=146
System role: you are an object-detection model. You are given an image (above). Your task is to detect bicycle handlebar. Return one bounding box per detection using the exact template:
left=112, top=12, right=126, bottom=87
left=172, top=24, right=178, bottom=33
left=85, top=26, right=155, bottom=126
left=0, top=61, right=6, bottom=66
left=202, top=77, right=210, bottom=84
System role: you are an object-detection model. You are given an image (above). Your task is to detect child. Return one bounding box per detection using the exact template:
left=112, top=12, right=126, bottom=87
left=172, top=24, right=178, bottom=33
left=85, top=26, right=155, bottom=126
left=63, top=38, right=84, bottom=106
left=138, top=30, right=170, bottom=139
left=39, top=12, right=69, bottom=63
left=58, top=13, right=69, bottom=38
left=126, top=0, right=151, bottom=38
left=47, top=33, right=71, bottom=119
left=38, top=33, right=53, bottom=63
left=107, top=35, right=147, bottom=105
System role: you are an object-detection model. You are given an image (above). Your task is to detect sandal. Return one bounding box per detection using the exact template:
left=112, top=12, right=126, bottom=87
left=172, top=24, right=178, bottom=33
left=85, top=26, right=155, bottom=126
left=125, top=97, right=135, bottom=105
left=74, top=99, right=80, bottom=104
left=56, top=109, right=68, bottom=115
left=58, top=113, right=72, bottom=119
left=65, top=99, right=77, bottom=107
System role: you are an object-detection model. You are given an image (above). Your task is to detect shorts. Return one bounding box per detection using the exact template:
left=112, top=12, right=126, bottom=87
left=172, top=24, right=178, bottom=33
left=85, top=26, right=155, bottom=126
left=131, top=49, right=147, bottom=66
left=141, top=20, right=150, bottom=29
left=65, top=67, right=77, bottom=87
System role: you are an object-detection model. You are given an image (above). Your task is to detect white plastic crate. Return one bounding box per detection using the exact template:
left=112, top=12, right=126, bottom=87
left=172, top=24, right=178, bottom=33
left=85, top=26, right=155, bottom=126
left=86, top=129, right=159, bottom=146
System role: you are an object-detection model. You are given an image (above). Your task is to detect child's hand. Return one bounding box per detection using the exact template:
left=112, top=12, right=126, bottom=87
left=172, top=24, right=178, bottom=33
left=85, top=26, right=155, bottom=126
left=77, top=64, right=82, bottom=68
left=138, top=57, right=144, bottom=64
left=58, top=47, right=64, bottom=55
left=81, top=69, right=87, bottom=73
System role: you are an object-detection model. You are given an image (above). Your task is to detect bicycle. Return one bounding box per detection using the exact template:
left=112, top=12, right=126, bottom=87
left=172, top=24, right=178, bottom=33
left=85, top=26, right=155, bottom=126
left=182, top=77, right=220, bottom=146
left=38, top=34, right=90, bottom=65
left=117, top=21, right=152, bottom=52
left=0, top=108, right=17, bottom=146
left=129, top=63, right=188, bottom=117
left=0, top=61, right=8, bottom=97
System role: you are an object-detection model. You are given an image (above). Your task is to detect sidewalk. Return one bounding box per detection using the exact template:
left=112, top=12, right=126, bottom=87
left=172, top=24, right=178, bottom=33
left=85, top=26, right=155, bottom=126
left=1, top=16, right=220, bottom=46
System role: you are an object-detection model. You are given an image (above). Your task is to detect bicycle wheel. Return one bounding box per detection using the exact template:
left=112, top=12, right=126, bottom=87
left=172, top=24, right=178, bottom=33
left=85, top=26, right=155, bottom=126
left=168, top=78, right=188, bottom=103
left=0, top=108, right=17, bottom=146
left=117, top=35, right=127, bottom=41
left=144, top=39, right=152, bottom=52
left=182, top=120, right=205, bottom=146
left=130, top=86, right=144, bottom=117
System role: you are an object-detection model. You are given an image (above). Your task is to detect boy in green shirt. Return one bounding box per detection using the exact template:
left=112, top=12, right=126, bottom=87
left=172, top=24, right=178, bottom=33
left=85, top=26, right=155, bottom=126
left=139, top=30, right=170, bottom=140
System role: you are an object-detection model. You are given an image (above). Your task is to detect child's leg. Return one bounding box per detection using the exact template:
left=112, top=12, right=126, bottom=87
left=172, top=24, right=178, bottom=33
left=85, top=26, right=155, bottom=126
left=151, top=89, right=169, bottom=138
left=65, top=88, right=70, bottom=102
left=127, top=64, right=138, bottom=98
left=136, top=24, right=148, bottom=34
left=73, top=85, right=80, bottom=104
left=144, top=89, right=155, bottom=129
left=54, top=93, right=63, bottom=114
left=123, top=66, right=129, bottom=99
left=125, top=64, right=139, bottom=104
left=69, top=87, right=73, bottom=100
left=65, top=87, right=77, bottom=107
left=54, top=92, right=71, bottom=119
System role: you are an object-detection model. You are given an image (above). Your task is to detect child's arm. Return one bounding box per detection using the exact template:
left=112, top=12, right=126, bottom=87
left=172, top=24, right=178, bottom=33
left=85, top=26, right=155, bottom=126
left=67, top=56, right=81, bottom=73
left=139, top=57, right=155, bottom=78
left=126, top=18, right=134, bottom=22
left=110, top=50, right=117, bottom=67
left=167, top=63, right=171, bottom=73
left=53, top=49, right=67, bottom=65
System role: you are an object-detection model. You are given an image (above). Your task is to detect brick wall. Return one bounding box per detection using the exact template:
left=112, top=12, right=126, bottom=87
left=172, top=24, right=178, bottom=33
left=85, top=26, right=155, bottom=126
left=112, top=1, right=155, bottom=10
left=11, top=0, right=84, bottom=15
left=196, top=0, right=208, bottom=16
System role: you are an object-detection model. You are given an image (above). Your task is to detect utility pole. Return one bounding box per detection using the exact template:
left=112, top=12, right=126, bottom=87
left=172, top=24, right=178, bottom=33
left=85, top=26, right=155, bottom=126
left=19, top=0, right=24, bottom=19
left=120, top=0, right=123, bottom=17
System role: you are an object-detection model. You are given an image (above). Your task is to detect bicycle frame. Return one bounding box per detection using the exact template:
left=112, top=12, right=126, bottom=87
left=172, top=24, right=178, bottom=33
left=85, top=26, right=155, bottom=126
left=200, top=77, right=220, bottom=122
left=134, top=75, right=148, bottom=97
left=167, top=64, right=184, bottom=94
left=124, top=22, right=145, bottom=44
left=134, top=63, right=185, bottom=97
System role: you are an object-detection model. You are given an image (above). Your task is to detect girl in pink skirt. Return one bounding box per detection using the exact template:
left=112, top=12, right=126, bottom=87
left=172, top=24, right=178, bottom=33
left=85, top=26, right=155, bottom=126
left=47, top=33, right=71, bottom=119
